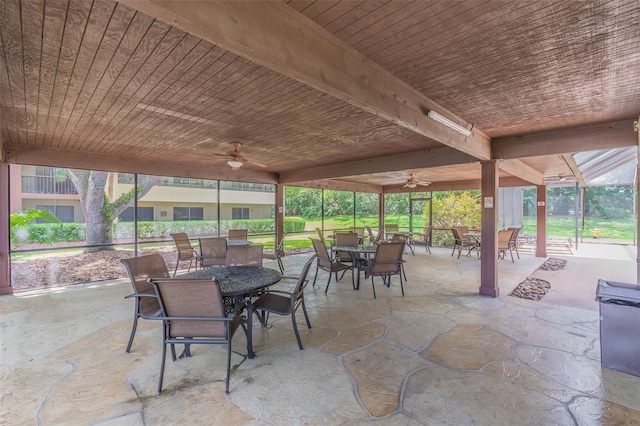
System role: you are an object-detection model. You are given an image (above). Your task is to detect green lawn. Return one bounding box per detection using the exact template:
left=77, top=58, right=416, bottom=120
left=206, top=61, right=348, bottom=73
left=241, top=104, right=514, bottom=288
left=523, top=216, right=636, bottom=241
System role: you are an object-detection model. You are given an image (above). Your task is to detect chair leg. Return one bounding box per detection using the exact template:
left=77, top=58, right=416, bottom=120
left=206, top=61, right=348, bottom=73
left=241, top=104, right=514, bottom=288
left=324, top=272, right=333, bottom=294
left=225, top=342, right=232, bottom=394
left=371, top=276, right=377, bottom=299
left=170, top=343, right=177, bottom=361
left=158, top=343, right=167, bottom=394
left=291, top=313, right=304, bottom=350
left=509, top=248, right=514, bottom=263
left=173, top=258, right=180, bottom=277
left=301, top=300, right=312, bottom=329
left=425, top=244, right=431, bottom=254
left=312, top=265, right=319, bottom=287
left=126, top=304, right=140, bottom=353
left=277, top=257, right=285, bottom=273
left=399, top=272, right=405, bottom=296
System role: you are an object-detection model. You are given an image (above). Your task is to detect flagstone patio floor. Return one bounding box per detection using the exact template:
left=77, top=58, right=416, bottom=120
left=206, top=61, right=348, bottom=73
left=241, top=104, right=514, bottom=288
left=2, top=245, right=640, bottom=425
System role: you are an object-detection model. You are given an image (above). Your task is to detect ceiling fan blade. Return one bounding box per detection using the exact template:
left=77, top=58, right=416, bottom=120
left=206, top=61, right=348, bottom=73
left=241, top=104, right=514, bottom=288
left=245, top=158, right=268, bottom=168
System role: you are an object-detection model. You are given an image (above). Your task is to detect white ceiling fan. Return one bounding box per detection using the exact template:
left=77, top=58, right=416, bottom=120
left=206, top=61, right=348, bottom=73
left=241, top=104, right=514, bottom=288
left=403, top=173, right=431, bottom=189
left=210, top=142, right=268, bottom=170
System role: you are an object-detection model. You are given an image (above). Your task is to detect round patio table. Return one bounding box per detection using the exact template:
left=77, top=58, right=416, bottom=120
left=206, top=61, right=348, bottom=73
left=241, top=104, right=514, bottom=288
left=332, top=245, right=378, bottom=290
left=227, top=239, right=252, bottom=246
left=182, top=266, right=281, bottom=358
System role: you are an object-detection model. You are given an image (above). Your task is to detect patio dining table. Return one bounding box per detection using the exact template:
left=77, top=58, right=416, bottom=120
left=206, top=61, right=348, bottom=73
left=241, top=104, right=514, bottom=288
left=181, top=266, right=282, bottom=358
left=332, top=244, right=378, bottom=290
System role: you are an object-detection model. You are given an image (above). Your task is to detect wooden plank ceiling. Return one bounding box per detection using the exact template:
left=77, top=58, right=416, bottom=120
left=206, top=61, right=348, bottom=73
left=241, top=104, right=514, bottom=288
left=1, top=0, right=638, bottom=191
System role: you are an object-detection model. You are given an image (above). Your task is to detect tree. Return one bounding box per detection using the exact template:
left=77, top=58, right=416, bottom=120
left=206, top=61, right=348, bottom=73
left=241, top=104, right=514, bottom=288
left=66, top=170, right=160, bottom=252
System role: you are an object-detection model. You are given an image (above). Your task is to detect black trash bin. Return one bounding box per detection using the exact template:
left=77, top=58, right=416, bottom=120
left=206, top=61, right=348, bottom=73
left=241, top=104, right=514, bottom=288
left=596, top=279, right=640, bottom=377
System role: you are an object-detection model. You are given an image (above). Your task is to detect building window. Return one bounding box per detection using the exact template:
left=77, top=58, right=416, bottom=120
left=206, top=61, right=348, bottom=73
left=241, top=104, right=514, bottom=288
left=119, top=207, right=154, bottom=222
left=35, top=205, right=74, bottom=223
left=232, top=207, right=250, bottom=220
left=174, top=207, right=204, bottom=221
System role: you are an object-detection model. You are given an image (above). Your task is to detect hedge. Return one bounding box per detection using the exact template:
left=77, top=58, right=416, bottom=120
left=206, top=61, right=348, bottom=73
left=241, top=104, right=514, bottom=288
left=14, top=217, right=306, bottom=244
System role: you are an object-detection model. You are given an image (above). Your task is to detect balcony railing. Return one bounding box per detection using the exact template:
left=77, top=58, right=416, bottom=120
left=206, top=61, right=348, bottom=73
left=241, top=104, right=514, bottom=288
left=21, top=175, right=78, bottom=195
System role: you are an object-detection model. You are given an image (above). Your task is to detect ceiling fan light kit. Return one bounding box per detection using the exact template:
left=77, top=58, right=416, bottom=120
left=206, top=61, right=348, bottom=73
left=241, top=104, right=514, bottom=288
left=227, top=160, right=244, bottom=169
left=427, top=110, right=472, bottom=136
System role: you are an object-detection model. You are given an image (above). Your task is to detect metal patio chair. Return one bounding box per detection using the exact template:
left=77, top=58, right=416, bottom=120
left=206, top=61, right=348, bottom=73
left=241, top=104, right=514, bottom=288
left=252, top=255, right=316, bottom=350
left=170, top=232, right=199, bottom=276
left=228, top=228, right=248, bottom=240
left=199, top=237, right=227, bottom=267
left=366, top=242, right=406, bottom=299
left=310, top=238, right=353, bottom=293
left=120, top=253, right=169, bottom=353
left=226, top=244, right=264, bottom=267
left=148, top=277, right=247, bottom=394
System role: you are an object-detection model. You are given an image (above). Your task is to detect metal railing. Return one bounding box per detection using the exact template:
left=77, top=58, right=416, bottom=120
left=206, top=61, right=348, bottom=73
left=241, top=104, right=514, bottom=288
left=21, top=175, right=78, bottom=194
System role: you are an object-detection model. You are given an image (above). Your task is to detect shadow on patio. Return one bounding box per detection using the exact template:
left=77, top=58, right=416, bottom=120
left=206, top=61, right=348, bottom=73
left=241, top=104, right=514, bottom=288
left=2, top=245, right=640, bottom=424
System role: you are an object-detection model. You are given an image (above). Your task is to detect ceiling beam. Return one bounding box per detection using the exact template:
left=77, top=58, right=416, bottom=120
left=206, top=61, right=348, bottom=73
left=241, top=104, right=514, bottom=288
left=118, top=0, right=491, bottom=161
left=384, top=176, right=534, bottom=193
left=498, top=159, right=544, bottom=185
left=279, top=146, right=477, bottom=184
left=290, top=179, right=383, bottom=194
left=493, top=120, right=637, bottom=159
left=2, top=145, right=278, bottom=184
left=561, top=154, right=587, bottom=187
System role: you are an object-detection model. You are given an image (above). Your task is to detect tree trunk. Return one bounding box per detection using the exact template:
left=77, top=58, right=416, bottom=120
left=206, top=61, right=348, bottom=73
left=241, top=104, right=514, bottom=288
left=67, top=170, right=160, bottom=252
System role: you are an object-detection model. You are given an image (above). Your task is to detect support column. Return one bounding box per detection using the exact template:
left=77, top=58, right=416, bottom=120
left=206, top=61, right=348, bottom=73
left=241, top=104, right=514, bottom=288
left=379, top=191, right=385, bottom=235
left=634, top=117, right=639, bottom=284
left=1, top=163, right=12, bottom=295
left=275, top=184, right=284, bottom=257
left=480, top=160, right=499, bottom=297
left=536, top=185, right=547, bottom=257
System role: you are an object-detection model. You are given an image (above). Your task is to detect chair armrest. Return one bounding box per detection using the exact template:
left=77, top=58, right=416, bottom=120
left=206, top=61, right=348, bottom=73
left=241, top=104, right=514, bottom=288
left=260, top=289, right=293, bottom=297
left=152, top=315, right=234, bottom=322
left=124, top=292, right=157, bottom=300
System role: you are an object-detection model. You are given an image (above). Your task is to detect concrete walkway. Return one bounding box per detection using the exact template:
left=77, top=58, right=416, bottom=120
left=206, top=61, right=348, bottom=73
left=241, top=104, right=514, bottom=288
left=1, top=245, right=639, bottom=425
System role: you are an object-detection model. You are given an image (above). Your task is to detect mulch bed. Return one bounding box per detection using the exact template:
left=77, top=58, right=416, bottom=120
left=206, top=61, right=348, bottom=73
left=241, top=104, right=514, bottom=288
left=538, top=258, right=567, bottom=271
left=10, top=247, right=310, bottom=293
left=509, top=277, right=552, bottom=301
left=509, top=257, right=567, bottom=301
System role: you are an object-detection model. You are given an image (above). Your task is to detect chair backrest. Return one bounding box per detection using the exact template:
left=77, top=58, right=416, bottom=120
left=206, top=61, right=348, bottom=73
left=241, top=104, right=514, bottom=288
left=120, top=254, right=169, bottom=317
left=170, top=233, right=196, bottom=261
left=311, top=238, right=332, bottom=268
left=498, top=229, right=515, bottom=249
left=451, top=227, right=466, bottom=242
left=508, top=227, right=521, bottom=245
left=199, top=237, right=227, bottom=267
left=365, top=226, right=375, bottom=238
left=315, top=227, right=324, bottom=240
left=349, top=226, right=365, bottom=235
left=390, top=233, right=406, bottom=243
left=423, top=225, right=433, bottom=243
left=228, top=229, right=248, bottom=240
left=335, top=231, right=358, bottom=247
left=292, top=255, right=317, bottom=300
left=150, top=278, right=227, bottom=338
left=385, top=224, right=399, bottom=232
left=226, top=244, right=263, bottom=266
left=372, top=242, right=404, bottom=275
